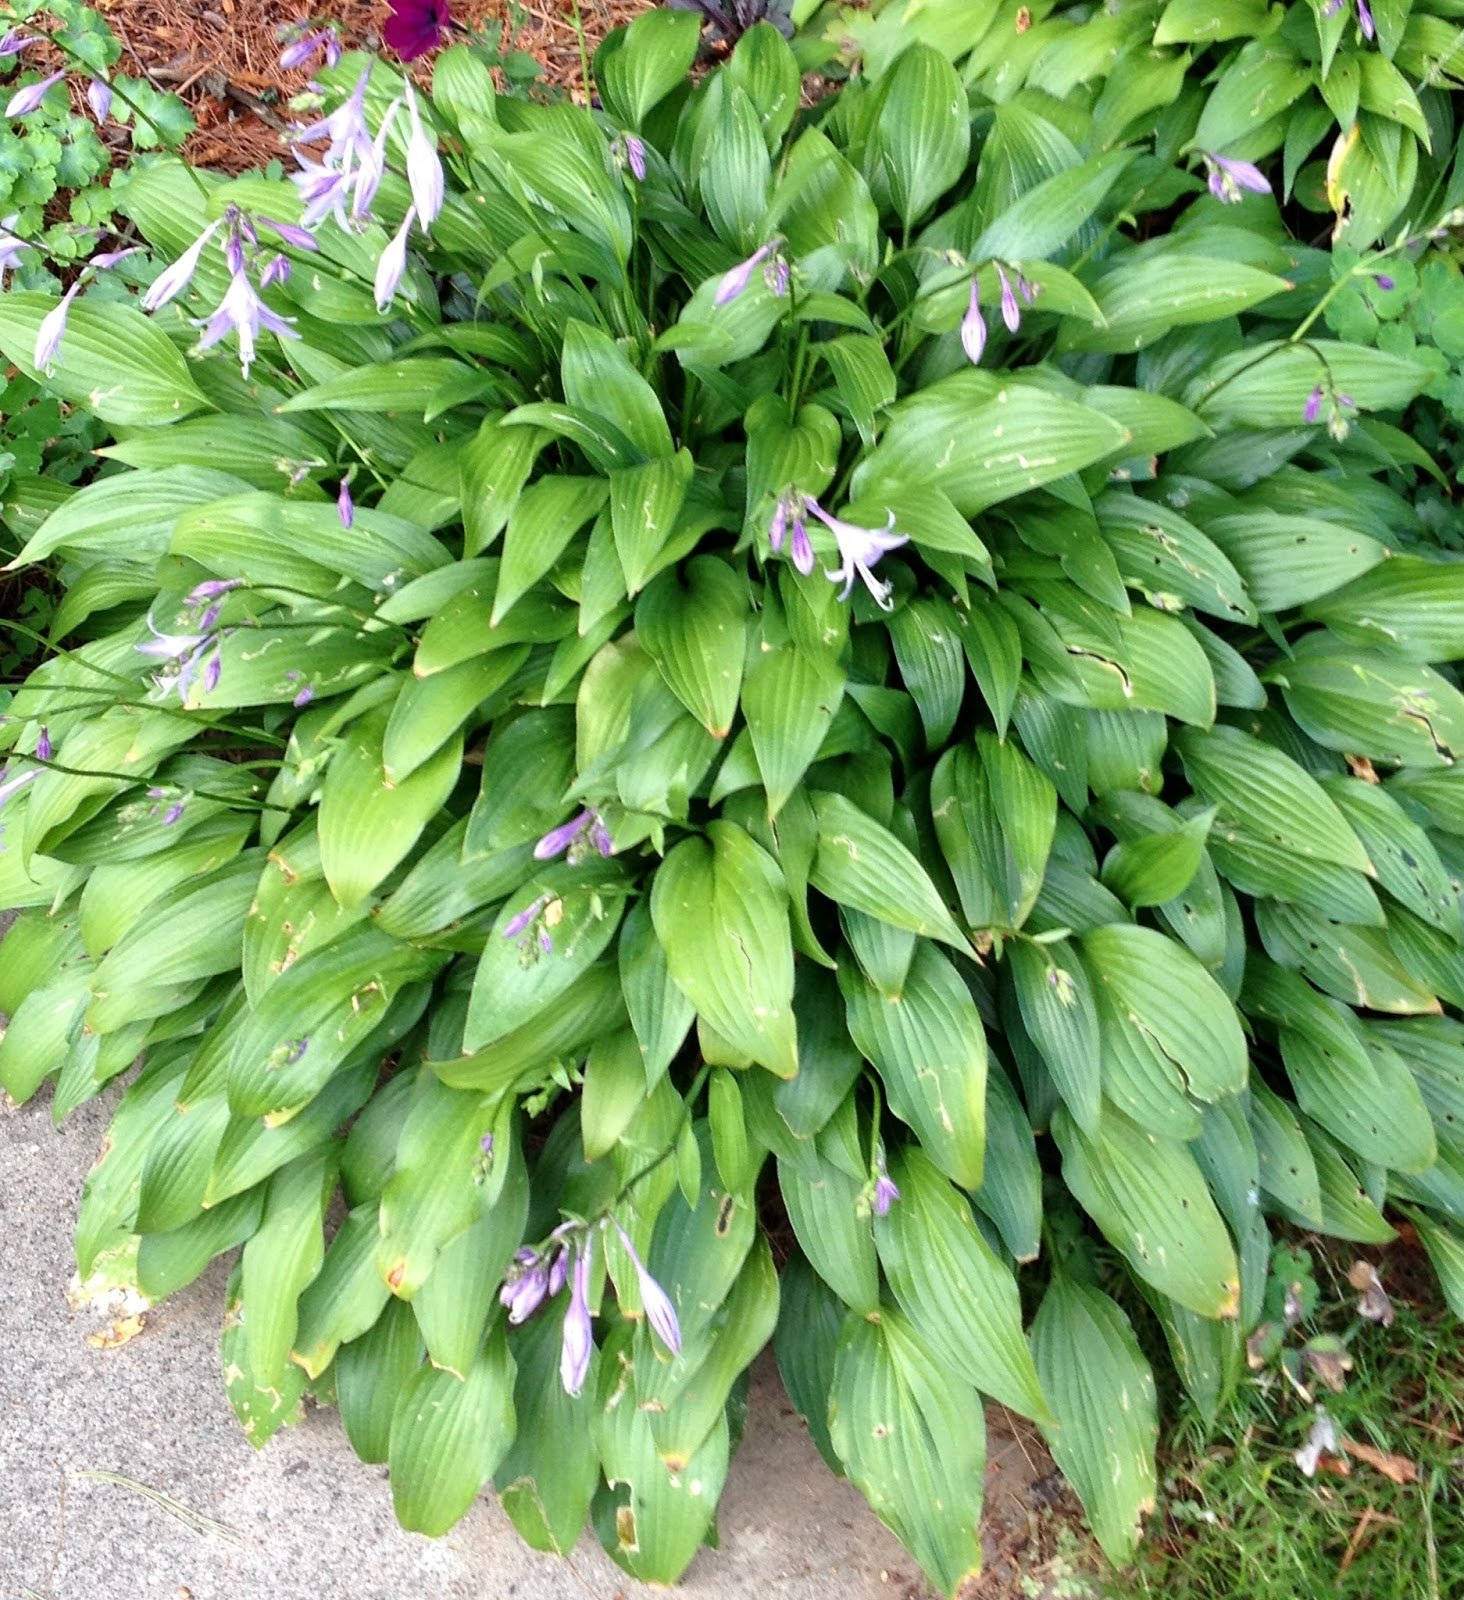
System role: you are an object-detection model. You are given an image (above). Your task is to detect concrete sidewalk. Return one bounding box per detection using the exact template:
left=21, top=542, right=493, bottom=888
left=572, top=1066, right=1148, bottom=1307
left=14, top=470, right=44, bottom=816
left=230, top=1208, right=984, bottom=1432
left=1, top=1089, right=1052, bottom=1600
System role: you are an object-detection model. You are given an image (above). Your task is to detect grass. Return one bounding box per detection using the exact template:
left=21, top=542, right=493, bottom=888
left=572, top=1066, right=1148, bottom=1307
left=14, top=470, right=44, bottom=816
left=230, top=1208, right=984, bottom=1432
left=1109, top=1237, right=1464, bottom=1600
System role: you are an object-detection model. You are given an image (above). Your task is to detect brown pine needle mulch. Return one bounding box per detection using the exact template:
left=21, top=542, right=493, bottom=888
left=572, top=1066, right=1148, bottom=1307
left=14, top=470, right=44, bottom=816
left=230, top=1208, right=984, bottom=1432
left=95, top=0, right=650, bottom=171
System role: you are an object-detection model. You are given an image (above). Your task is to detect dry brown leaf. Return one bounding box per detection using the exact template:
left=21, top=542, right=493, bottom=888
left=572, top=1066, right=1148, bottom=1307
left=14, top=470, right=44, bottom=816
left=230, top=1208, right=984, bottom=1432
left=1343, top=1438, right=1419, bottom=1485
left=85, top=1313, right=147, bottom=1348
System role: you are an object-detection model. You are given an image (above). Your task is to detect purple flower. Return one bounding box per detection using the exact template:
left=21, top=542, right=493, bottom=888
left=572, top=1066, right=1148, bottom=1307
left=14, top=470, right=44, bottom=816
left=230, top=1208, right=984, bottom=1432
left=186, top=577, right=243, bottom=605
left=34, top=283, right=80, bottom=375
left=374, top=207, right=416, bottom=312
left=0, top=29, right=34, bottom=56
left=197, top=267, right=299, bottom=376
left=625, top=134, right=647, bottom=182
left=35, top=725, right=51, bottom=763
left=871, top=1149, right=900, bottom=1217
left=0, top=215, right=30, bottom=281
left=1356, top=0, right=1375, bottom=37
left=259, top=253, right=291, bottom=289
left=404, top=83, right=444, bottom=231
left=1203, top=152, right=1271, bottom=205
left=279, top=28, right=341, bottom=70
left=0, top=766, right=39, bottom=809
left=5, top=69, right=65, bottom=118
left=293, top=684, right=315, bottom=708
left=384, top=0, right=452, bottom=61
left=142, top=219, right=223, bottom=312
left=501, top=1249, right=552, bottom=1323
left=767, top=492, right=818, bottom=577
left=90, top=247, right=143, bottom=272
left=715, top=241, right=782, bottom=307
left=86, top=79, right=112, bottom=122
left=807, top=499, right=908, bottom=610
left=533, top=808, right=613, bottom=862
left=1304, top=384, right=1324, bottom=425
left=162, top=801, right=186, bottom=826
left=1374, top=273, right=1395, bottom=291
left=292, top=68, right=378, bottom=228
left=996, top=263, right=1021, bottom=333
left=611, top=1220, right=681, bottom=1356
left=258, top=217, right=319, bottom=251
left=547, top=1247, right=568, bottom=1296
left=961, top=277, right=986, bottom=365
left=337, top=478, right=355, bottom=528
left=559, top=1243, right=594, bottom=1397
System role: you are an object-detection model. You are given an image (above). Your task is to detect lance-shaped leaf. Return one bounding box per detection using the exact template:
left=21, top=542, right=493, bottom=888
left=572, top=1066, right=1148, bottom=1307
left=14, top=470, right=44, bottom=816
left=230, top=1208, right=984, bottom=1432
left=810, top=790, right=967, bottom=948
left=1053, top=1105, right=1241, bottom=1319
left=1031, top=1277, right=1157, bottom=1566
left=829, top=1310, right=986, bottom=1599
left=389, top=1324, right=517, bottom=1535
left=1268, top=647, right=1464, bottom=767
left=778, top=1151, right=879, bottom=1313
left=637, top=556, right=748, bottom=738
left=220, top=1264, right=307, bottom=1449
left=1249, top=1081, right=1324, bottom=1226
left=876, top=1148, right=1049, bottom=1422
left=1408, top=1208, right=1464, bottom=1322
left=741, top=635, right=846, bottom=818
left=290, top=1204, right=393, bottom=1379
left=1082, top=923, right=1248, bottom=1102
left=1007, top=936, right=1102, bottom=1134
left=336, top=1297, right=424, bottom=1465
left=841, top=944, right=986, bottom=1189
left=973, top=1060, right=1043, bottom=1263
left=650, top=824, right=797, bottom=1077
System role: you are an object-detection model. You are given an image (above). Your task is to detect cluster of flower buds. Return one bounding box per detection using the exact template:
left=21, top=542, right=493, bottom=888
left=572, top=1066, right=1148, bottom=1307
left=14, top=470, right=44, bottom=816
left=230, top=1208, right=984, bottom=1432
left=1202, top=152, right=1272, bottom=205
left=714, top=237, right=790, bottom=306
left=498, top=1218, right=681, bottom=1398
left=533, top=807, right=614, bottom=864
left=278, top=22, right=344, bottom=71
left=1304, top=381, right=1358, bottom=441
left=135, top=578, right=243, bottom=704
left=610, top=131, right=647, bottom=183
left=767, top=491, right=909, bottom=610
left=1, top=30, right=112, bottom=123
left=960, top=261, right=1038, bottom=363
left=502, top=891, right=563, bottom=958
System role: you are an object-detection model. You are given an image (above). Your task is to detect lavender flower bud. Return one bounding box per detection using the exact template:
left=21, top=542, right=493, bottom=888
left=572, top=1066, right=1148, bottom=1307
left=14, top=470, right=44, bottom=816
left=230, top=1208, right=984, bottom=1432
left=0, top=29, right=34, bottom=57
left=141, top=220, right=223, bottom=312
left=34, top=283, right=80, bottom=375
left=714, top=242, right=773, bottom=307
left=374, top=207, right=416, bottom=312
left=259, top=254, right=292, bottom=289
left=87, top=79, right=112, bottom=122
left=996, top=263, right=1020, bottom=333
left=625, top=134, right=646, bottom=182
left=871, top=1149, right=900, bottom=1217
left=611, top=1220, right=681, bottom=1356
left=534, top=810, right=593, bottom=860
left=337, top=478, right=354, bottom=528
left=1304, top=385, right=1324, bottom=425
left=960, top=276, right=986, bottom=365
left=258, top=217, right=319, bottom=251
left=5, top=69, right=66, bottom=118
left=405, top=83, right=444, bottom=231
left=559, top=1245, right=594, bottom=1396
left=35, top=725, right=51, bottom=762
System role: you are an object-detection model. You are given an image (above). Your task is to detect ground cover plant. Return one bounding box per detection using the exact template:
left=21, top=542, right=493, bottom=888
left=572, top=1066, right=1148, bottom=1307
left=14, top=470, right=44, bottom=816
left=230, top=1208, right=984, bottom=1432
left=2, top=0, right=1464, bottom=1592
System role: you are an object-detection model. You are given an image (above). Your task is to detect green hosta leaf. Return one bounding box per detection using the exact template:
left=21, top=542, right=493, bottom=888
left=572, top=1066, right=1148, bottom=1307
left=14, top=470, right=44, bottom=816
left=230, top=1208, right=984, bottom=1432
left=1176, top=724, right=1372, bottom=873
left=854, top=374, right=1130, bottom=517
left=1269, top=649, right=1464, bottom=767
left=1371, top=1017, right=1464, bottom=1155
left=637, top=556, right=748, bottom=738
left=1259, top=900, right=1440, bottom=1014
left=876, top=1148, right=1049, bottom=1422
left=609, top=449, right=695, bottom=595
left=1409, top=1208, right=1464, bottom=1322
left=972, top=149, right=1135, bottom=261
left=774, top=1252, right=844, bottom=1472
left=1031, top=1277, right=1157, bottom=1566
left=562, top=319, right=673, bottom=461
left=741, top=635, right=845, bottom=818
left=1095, top=491, right=1255, bottom=624
left=650, top=824, right=798, bottom=1077
left=495, top=474, right=609, bottom=622
left=389, top=1326, right=516, bottom=1535
left=461, top=415, right=548, bottom=557
left=0, top=293, right=211, bottom=425
left=974, top=1061, right=1043, bottom=1262
left=1101, top=811, right=1214, bottom=908
left=238, top=1147, right=336, bottom=1389
left=495, top=1301, right=600, bottom=1551
left=829, top=1310, right=985, bottom=1600
left=595, top=6, right=701, bottom=127
left=1304, top=555, right=1464, bottom=662
left=1006, top=937, right=1102, bottom=1134
left=290, top=1205, right=393, bottom=1379
left=1054, top=1105, right=1241, bottom=1319
left=1250, top=1081, right=1324, bottom=1226
left=698, top=80, right=772, bottom=250
left=318, top=710, right=463, bottom=909
left=337, top=1297, right=424, bottom=1464
left=466, top=867, right=627, bottom=1049
left=888, top=598, right=965, bottom=746
left=1200, top=512, right=1387, bottom=611
left=864, top=43, right=971, bottom=228
left=778, top=1151, right=878, bottom=1313
left=841, top=944, right=986, bottom=1189
left=1082, top=923, right=1248, bottom=1101
left=810, top=790, right=967, bottom=949
left=221, top=1264, right=306, bottom=1448
left=1187, top=340, right=1433, bottom=427
left=1062, top=256, right=1293, bottom=354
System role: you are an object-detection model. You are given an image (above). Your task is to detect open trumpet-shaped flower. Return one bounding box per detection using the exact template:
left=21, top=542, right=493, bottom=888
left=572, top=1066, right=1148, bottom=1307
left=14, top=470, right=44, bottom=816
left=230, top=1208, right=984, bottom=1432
left=197, top=266, right=299, bottom=376
left=809, top=500, right=908, bottom=610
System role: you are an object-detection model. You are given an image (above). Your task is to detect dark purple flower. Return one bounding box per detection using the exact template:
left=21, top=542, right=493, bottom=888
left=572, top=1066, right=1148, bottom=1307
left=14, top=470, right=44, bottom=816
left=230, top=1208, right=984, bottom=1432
left=611, top=1220, right=681, bottom=1355
left=383, top=0, right=452, bottom=60
left=559, top=1243, right=594, bottom=1396
left=1304, top=384, right=1324, bottom=425
left=35, top=725, right=51, bottom=763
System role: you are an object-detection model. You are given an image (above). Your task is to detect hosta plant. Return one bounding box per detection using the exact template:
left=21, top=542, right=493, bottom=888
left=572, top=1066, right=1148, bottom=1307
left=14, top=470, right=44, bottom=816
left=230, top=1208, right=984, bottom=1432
left=2, top=7, right=1464, bottom=1593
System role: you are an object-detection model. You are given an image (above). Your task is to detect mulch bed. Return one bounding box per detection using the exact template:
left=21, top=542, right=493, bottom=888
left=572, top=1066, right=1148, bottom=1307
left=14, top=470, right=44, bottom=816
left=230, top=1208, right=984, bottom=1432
left=96, top=0, right=649, bottom=171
